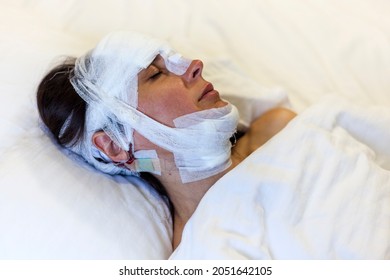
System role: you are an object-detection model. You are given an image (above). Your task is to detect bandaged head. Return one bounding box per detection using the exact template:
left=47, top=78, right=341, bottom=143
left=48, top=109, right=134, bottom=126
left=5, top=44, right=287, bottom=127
left=67, top=31, right=239, bottom=183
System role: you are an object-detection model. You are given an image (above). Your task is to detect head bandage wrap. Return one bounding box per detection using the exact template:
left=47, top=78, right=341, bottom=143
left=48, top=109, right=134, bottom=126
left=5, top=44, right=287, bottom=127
left=67, top=31, right=239, bottom=183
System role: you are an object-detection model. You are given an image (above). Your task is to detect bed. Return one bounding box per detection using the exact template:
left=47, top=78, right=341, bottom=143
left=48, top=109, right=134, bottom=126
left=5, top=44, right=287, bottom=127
left=1, top=0, right=390, bottom=259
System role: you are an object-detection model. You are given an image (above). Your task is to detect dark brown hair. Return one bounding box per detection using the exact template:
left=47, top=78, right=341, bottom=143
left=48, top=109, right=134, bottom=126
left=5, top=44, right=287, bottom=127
left=36, top=57, right=85, bottom=147
left=36, top=58, right=171, bottom=210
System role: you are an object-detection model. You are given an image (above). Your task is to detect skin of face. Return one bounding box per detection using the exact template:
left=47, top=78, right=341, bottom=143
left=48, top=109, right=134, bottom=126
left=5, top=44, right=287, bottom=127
left=136, top=55, right=228, bottom=127
left=91, top=55, right=231, bottom=166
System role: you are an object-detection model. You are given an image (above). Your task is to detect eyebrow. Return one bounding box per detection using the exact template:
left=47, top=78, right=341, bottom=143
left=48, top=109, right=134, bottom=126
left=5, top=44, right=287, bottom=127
left=138, top=55, right=164, bottom=80
left=138, top=64, right=156, bottom=79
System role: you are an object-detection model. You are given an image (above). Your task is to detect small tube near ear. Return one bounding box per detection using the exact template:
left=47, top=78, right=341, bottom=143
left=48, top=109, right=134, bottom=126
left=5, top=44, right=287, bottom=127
left=91, top=131, right=160, bottom=175
left=123, top=149, right=161, bottom=175
left=117, top=144, right=135, bottom=165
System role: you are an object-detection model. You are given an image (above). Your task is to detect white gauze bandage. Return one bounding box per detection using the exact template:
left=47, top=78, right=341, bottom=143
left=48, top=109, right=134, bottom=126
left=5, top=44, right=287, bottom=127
left=67, top=31, right=239, bottom=183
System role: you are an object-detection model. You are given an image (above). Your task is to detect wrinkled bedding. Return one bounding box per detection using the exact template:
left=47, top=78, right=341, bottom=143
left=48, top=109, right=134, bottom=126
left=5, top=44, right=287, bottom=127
left=171, top=97, right=390, bottom=259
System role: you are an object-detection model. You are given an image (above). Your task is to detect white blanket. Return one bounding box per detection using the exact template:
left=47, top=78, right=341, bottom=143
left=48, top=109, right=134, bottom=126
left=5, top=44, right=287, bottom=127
left=171, top=96, right=390, bottom=259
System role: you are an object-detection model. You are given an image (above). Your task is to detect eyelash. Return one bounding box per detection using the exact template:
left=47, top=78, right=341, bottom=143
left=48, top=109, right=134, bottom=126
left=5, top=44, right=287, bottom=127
left=149, top=70, right=162, bottom=80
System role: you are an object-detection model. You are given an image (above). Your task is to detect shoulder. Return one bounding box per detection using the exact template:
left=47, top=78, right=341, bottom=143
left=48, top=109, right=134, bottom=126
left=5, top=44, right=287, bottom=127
left=250, top=107, right=296, bottom=130
left=231, top=107, right=296, bottom=165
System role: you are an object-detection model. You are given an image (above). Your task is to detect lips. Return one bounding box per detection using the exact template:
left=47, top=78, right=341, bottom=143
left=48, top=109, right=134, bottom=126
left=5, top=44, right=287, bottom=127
left=199, top=83, right=215, bottom=101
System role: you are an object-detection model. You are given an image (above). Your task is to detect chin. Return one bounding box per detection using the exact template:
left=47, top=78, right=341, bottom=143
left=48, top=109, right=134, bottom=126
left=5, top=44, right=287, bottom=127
left=215, top=99, right=229, bottom=108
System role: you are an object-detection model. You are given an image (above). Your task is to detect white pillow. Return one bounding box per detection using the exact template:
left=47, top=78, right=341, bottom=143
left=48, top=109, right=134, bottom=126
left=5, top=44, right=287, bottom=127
left=0, top=125, right=172, bottom=259
left=0, top=4, right=172, bottom=259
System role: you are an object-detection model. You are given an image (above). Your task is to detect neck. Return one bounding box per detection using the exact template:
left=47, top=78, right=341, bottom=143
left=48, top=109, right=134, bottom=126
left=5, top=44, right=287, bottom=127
left=156, top=155, right=227, bottom=222
left=134, top=131, right=240, bottom=249
left=155, top=154, right=230, bottom=250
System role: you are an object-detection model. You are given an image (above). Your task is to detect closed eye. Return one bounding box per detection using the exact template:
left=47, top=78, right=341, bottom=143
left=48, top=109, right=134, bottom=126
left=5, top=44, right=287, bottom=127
left=149, top=70, right=162, bottom=80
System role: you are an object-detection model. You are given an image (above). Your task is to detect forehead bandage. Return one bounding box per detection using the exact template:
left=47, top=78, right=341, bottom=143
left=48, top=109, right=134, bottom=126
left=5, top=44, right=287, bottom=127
left=67, top=31, right=239, bottom=183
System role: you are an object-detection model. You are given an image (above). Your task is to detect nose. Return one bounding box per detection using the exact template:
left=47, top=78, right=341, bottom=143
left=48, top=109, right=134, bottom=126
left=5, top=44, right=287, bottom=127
left=183, top=59, right=203, bottom=83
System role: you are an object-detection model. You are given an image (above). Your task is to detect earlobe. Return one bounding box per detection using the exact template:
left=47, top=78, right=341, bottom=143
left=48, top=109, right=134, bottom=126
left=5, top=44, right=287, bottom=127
left=92, top=131, right=129, bottom=163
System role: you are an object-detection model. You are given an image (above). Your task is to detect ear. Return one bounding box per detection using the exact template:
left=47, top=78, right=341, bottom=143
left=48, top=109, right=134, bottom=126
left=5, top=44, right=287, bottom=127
left=92, top=131, right=129, bottom=163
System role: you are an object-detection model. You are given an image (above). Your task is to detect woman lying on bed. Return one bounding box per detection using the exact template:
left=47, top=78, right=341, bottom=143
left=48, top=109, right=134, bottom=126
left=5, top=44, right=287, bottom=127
left=36, top=31, right=296, bottom=249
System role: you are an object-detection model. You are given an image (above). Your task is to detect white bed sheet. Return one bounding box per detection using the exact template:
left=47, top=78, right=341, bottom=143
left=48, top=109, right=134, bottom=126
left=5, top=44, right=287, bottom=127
left=171, top=96, right=390, bottom=259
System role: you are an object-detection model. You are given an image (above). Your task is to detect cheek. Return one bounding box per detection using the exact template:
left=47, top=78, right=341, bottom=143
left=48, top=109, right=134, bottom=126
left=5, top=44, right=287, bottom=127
left=137, top=90, right=197, bottom=127
left=137, top=92, right=180, bottom=127
left=161, top=96, right=200, bottom=127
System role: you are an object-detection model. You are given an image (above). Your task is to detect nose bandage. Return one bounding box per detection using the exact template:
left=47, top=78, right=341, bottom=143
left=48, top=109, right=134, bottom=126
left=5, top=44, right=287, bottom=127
left=67, top=31, right=238, bottom=183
